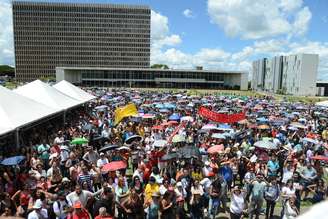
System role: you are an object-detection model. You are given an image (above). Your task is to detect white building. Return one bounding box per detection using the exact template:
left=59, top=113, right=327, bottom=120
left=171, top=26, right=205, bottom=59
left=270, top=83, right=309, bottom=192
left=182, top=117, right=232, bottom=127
left=252, top=54, right=319, bottom=96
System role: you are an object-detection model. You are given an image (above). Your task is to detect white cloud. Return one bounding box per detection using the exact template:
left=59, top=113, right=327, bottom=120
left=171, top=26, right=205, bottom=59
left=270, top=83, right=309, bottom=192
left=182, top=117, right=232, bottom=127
left=292, top=7, right=312, bottom=36
left=183, top=9, right=194, bottom=18
left=151, top=10, right=182, bottom=50
left=279, top=0, right=303, bottom=12
left=0, top=0, right=14, bottom=65
left=207, top=0, right=311, bottom=40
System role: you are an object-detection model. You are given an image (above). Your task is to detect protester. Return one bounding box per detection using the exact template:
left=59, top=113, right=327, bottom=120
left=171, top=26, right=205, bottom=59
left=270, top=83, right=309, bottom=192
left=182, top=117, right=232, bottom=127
left=1, top=89, right=328, bottom=219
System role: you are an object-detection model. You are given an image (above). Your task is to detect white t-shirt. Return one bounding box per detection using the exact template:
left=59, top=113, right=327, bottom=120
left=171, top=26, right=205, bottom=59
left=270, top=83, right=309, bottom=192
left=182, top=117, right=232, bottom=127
left=282, top=186, right=295, bottom=199
left=28, top=209, right=48, bottom=219
left=282, top=168, right=294, bottom=184
left=230, top=193, right=245, bottom=214
left=97, top=158, right=109, bottom=168
left=66, top=190, right=93, bottom=207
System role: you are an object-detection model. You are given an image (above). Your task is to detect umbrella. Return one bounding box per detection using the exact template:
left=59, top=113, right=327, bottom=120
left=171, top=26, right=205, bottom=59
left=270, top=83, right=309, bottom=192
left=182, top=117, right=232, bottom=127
left=311, top=155, right=328, bottom=162
left=102, top=161, right=127, bottom=172
left=254, top=140, right=277, bottom=150
left=155, top=103, right=165, bottom=109
left=117, top=146, right=130, bottom=151
left=302, top=138, right=318, bottom=144
left=163, top=103, right=176, bottom=109
left=153, top=140, right=168, bottom=148
left=152, top=125, right=164, bottom=130
left=201, top=124, right=218, bottom=130
left=211, top=133, right=226, bottom=139
left=161, top=153, right=177, bottom=161
left=142, top=114, right=156, bottom=119
left=288, top=126, right=298, bottom=131
left=1, top=156, right=25, bottom=166
left=177, top=145, right=200, bottom=159
left=125, top=135, right=143, bottom=144
left=172, top=134, right=185, bottom=143
left=95, top=105, right=108, bottom=110
left=71, top=137, right=89, bottom=145
left=207, top=145, right=224, bottom=154
left=257, top=124, right=270, bottom=130
left=159, top=109, right=170, bottom=113
left=99, top=144, right=119, bottom=152
left=257, top=117, right=269, bottom=123
left=290, top=122, right=306, bottom=129
left=180, top=116, right=194, bottom=122
left=219, top=124, right=232, bottom=129
left=168, top=114, right=180, bottom=121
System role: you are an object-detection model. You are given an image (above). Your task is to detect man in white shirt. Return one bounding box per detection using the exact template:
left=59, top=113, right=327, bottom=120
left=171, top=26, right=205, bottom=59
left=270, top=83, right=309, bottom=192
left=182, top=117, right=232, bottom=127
left=28, top=199, right=48, bottom=219
left=97, top=153, right=109, bottom=168
left=66, top=185, right=95, bottom=208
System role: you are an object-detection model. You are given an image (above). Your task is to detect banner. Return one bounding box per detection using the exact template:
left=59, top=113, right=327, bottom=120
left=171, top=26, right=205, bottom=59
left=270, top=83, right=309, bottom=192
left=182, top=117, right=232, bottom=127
left=114, top=103, right=138, bottom=125
left=198, top=106, right=245, bottom=123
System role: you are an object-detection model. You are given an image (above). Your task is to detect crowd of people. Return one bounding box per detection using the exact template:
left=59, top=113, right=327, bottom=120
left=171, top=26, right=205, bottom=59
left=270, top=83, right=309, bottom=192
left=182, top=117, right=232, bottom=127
left=0, top=89, right=327, bottom=219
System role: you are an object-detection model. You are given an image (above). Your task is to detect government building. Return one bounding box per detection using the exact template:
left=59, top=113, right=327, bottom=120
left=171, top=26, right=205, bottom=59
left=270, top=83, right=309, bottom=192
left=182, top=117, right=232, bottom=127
left=13, top=1, right=248, bottom=90
left=13, top=1, right=151, bottom=81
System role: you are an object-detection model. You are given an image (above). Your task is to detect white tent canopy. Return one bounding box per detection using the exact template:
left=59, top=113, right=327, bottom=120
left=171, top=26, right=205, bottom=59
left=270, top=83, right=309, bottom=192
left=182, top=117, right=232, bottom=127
left=316, top=100, right=328, bottom=107
left=53, top=80, right=95, bottom=103
left=0, top=86, right=58, bottom=135
left=14, top=80, right=82, bottom=110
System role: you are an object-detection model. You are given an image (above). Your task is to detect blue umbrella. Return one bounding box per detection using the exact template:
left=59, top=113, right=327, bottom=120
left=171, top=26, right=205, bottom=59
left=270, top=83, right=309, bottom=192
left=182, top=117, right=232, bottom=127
left=256, top=117, right=268, bottom=123
left=163, top=103, right=176, bottom=109
left=159, top=109, right=170, bottom=113
left=218, top=124, right=232, bottom=129
left=1, top=156, right=25, bottom=166
left=155, top=103, right=165, bottom=109
left=169, top=114, right=180, bottom=121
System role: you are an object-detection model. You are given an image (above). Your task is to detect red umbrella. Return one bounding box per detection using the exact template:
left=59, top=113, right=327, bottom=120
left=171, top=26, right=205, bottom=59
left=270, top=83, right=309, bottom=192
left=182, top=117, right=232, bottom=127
left=102, top=161, right=127, bottom=172
left=207, top=144, right=224, bottom=154
left=311, top=155, right=328, bottom=162
left=152, top=125, right=164, bottom=130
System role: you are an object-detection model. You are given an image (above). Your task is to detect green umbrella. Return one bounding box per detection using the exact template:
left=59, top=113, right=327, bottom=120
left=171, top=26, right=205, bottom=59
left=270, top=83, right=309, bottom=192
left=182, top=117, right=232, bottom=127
left=172, top=134, right=185, bottom=143
left=71, top=137, right=88, bottom=145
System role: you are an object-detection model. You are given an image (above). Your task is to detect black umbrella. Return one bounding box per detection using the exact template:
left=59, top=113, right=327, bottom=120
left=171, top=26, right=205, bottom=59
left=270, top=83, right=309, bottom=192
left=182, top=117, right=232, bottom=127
left=99, top=144, right=119, bottom=152
left=125, top=135, right=143, bottom=145
left=161, top=153, right=177, bottom=161
left=177, top=145, right=200, bottom=159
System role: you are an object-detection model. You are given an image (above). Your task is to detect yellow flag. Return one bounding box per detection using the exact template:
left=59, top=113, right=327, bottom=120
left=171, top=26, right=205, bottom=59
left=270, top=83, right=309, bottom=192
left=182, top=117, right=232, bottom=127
left=114, top=103, right=138, bottom=125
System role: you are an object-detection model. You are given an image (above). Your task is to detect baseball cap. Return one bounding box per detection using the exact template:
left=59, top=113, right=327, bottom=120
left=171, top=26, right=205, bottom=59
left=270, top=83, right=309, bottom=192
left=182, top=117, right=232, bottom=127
left=73, top=201, right=82, bottom=209
left=33, top=199, right=43, bottom=209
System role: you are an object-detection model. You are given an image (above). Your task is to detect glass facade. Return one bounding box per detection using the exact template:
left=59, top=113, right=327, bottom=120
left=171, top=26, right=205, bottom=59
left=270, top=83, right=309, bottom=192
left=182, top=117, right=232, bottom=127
left=72, top=68, right=238, bottom=89
left=13, top=2, right=151, bottom=81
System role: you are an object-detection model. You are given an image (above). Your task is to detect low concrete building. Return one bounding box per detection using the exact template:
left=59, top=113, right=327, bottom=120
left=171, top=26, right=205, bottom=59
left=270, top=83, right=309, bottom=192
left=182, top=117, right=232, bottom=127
left=56, top=67, right=248, bottom=90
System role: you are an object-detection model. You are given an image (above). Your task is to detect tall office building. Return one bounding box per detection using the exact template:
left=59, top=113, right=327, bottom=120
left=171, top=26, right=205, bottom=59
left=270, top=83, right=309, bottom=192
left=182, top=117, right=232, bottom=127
left=12, top=1, right=151, bottom=81
left=252, top=54, right=318, bottom=96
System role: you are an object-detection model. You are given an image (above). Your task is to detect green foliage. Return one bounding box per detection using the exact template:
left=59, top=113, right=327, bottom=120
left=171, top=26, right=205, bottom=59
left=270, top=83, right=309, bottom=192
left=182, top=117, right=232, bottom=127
left=0, top=65, right=14, bottom=72
left=151, top=64, right=169, bottom=69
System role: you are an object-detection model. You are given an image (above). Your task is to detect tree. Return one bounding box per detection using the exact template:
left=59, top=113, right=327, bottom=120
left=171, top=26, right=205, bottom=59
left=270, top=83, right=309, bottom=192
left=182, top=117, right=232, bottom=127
left=151, top=64, right=169, bottom=69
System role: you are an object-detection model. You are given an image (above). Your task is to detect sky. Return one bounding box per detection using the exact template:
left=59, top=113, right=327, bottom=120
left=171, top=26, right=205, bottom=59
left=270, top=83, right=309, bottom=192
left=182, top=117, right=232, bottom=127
left=0, top=0, right=328, bottom=79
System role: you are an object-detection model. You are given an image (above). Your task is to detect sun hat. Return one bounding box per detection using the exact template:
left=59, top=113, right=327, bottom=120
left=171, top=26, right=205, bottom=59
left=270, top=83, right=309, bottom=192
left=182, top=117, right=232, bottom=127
left=62, top=177, right=71, bottom=183
left=176, top=182, right=182, bottom=187
left=33, top=199, right=43, bottom=209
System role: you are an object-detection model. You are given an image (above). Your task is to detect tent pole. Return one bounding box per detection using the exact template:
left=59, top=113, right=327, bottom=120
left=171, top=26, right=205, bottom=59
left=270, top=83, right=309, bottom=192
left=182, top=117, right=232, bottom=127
left=63, top=110, right=66, bottom=125
left=15, top=128, right=20, bottom=148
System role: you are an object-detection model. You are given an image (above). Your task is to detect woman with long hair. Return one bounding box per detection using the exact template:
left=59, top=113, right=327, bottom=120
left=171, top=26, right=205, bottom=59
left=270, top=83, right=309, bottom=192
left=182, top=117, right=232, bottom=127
left=121, top=188, right=144, bottom=219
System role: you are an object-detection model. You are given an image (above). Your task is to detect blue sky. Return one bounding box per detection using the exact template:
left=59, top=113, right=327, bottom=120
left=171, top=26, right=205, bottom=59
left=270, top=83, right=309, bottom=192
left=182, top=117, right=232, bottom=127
left=1, top=0, right=328, bottom=79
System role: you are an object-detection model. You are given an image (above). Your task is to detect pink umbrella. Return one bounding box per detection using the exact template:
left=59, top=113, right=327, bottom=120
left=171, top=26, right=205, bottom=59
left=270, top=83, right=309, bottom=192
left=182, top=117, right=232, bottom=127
left=207, top=144, right=224, bottom=154
left=102, top=161, right=127, bottom=172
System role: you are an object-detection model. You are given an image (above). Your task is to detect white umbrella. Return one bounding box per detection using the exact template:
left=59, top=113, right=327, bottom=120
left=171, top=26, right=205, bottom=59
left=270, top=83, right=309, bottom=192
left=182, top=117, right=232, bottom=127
left=211, top=133, right=226, bottom=139
left=254, top=140, right=277, bottom=150
left=153, top=140, right=168, bottom=148
left=181, top=116, right=194, bottom=122
left=201, top=124, right=218, bottom=130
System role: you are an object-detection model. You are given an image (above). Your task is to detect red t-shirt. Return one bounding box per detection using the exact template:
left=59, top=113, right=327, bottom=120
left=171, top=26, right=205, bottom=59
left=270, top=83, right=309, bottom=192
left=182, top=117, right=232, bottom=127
left=68, top=209, right=90, bottom=219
